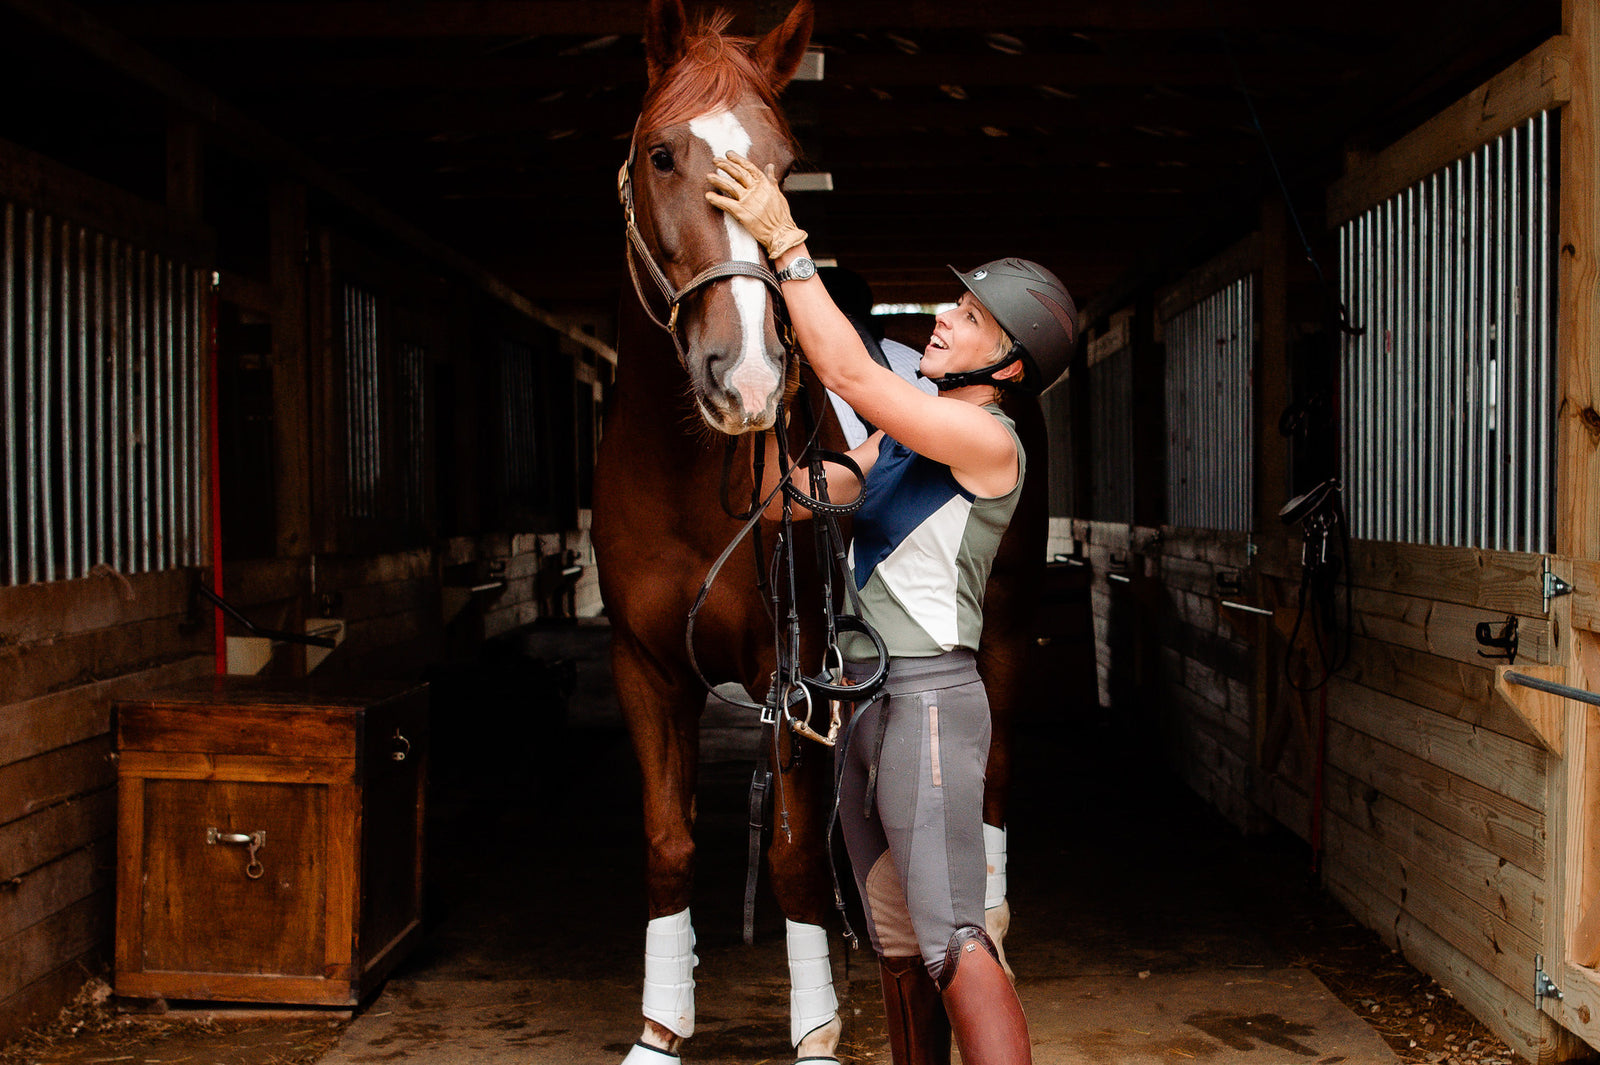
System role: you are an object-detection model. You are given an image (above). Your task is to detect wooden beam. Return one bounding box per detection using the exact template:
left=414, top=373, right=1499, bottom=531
left=299, top=90, right=1268, bottom=139
left=217, top=269, right=273, bottom=315
left=0, top=568, right=191, bottom=646
left=164, top=109, right=203, bottom=220
left=1327, top=35, right=1572, bottom=226
left=1561, top=7, right=1600, bottom=563
left=1256, top=197, right=1289, bottom=536
left=0, top=659, right=209, bottom=770
left=1325, top=711, right=1545, bottom=873
left=269, top=182, right=312, bottom=561
left=2, top=0, right=617, bottom=363
left=1490, top=664, right=1566, bottom=753
left=97, top=0, right=1430, bottom=38
left=1261, top=538, right=1549, bottom=617
left=328, top=130, right=1261, bottom=173
left=0, top=134, right=212, bottom=263
left=410, top=165, right=1250, bottom=206
left=1155, top=232, right=1261, bottom=325
left=228, top=49, right=1367, bottom=92
left=1542, top=623, right=1600, bottom=1057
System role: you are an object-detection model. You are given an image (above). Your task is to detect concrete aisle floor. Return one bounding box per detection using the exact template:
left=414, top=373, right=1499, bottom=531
left=319, top=622, right=1398, bottom=1065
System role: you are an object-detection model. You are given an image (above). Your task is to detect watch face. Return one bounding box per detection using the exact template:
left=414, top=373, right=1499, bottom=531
left=786, top=257, right=816, bottom=280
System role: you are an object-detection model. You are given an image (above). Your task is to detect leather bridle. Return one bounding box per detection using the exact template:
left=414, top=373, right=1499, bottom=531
left=617, top=127, right=786, bottom=364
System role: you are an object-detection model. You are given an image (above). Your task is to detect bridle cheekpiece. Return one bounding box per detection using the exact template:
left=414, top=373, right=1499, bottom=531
left=618, top=127, right=787, bottom=365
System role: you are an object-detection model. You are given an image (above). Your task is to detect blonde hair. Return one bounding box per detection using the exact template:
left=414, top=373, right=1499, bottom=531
left=990, top=331, right=1023, bottom=387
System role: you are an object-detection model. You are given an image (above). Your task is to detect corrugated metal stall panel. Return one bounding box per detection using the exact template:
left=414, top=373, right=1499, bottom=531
left=1164, top=276, right=1256, bottom=532
left=1339, top=113, right=1556, bottom=554
left=1040, top=368, right=1075, bottom=518
left=1087, top=343, right=1134, bottom=525
left=0, top=145, right=214, bottom=1040
left=1317, top=111, right=1562, bottom=1060
left=2, top=203, right=207, bottom=587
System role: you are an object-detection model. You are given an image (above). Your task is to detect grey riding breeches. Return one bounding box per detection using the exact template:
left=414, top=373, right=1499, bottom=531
left=841, top=650, right=990, bottom=980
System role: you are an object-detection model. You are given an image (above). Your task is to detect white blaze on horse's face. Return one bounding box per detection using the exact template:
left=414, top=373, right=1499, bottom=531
left=687, top=107, right=784, bottom=433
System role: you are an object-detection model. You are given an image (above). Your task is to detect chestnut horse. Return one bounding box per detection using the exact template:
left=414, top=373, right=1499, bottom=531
left=591, top=2, right=1047, bottom=1061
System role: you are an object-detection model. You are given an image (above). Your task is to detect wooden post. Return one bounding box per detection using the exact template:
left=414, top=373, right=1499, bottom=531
left=310, top=229, right=340, bottom=555
left=1547, top=10, right=1600, bottom=1057
left=1130, top=293, right=1165, bottom=528
left=1561, top=0, right=1600, bottom=562
left=269, top=182, right=312, bottom=560
left=165, top=110, right=202, bottom=220
left=1255, top=198, right=1290, bottom=538
left=1067, top=329, right=1093, bottom=520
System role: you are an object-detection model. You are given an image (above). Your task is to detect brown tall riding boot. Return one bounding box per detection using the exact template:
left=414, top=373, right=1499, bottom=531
left=938, top=927, right=1032, bottom=1065
left=879, top=955, right=951, bottom=1065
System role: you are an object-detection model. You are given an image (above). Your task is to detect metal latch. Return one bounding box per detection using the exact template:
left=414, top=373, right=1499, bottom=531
left=207, top=828, right=267, bottom=880
left=1544, top=559, right=1574, bottom=614
left=1535, top=953, right=1563, bottom=1005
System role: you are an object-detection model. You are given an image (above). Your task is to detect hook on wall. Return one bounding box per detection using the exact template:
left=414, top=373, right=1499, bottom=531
left=1475, top=615, right=1519, bottom=665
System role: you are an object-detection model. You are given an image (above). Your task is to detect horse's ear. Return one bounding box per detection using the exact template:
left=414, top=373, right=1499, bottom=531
left=645, top=0, right=690, bottom=86
left=751, top=0, right=814, bottom=93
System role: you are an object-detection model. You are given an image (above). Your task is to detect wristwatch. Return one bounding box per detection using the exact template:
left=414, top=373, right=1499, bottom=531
left=775, top=257, right=817, bottom=283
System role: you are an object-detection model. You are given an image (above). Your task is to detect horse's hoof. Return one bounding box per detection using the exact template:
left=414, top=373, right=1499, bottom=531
left=622, top=1041, right=681, bottom=1063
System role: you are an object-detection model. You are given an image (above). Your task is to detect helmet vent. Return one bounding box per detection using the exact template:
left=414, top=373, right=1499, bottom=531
left=1030, top=289, right=1078, bottom=346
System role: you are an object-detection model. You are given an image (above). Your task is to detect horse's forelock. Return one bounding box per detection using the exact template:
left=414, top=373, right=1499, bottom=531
left=638, top=14, right=796, bottom=149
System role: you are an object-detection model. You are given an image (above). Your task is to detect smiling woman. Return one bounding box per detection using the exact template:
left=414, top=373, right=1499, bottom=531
left=708, top=148, right=1078, bottom=1065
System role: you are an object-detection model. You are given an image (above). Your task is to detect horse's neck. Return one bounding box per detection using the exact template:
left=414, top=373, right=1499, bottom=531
left=609, top=296, right=723, bottom=470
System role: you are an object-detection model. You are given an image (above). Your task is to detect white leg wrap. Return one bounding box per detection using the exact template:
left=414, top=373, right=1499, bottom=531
left=642, top=909, right=697, bottom=1039
left=621, top=1042, right=681, bottom=1064
left=984, top=823, right=1008, bottom=910
left=785, top=919, right=838, bottom=1047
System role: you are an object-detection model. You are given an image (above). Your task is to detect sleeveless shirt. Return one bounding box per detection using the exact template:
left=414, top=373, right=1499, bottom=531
left=840, top=404, right=1025, bottom=661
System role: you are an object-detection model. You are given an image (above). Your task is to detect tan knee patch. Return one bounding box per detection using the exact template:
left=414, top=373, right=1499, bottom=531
left=865, top=855, right=918, bottom=956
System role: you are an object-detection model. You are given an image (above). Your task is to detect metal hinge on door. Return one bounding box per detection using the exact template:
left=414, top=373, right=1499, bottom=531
left=1535, top=954, right=1563, bottom=1006
left=1544, top=559, right=1574, bottom=614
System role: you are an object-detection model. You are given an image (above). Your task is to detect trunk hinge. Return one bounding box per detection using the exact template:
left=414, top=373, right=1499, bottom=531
left=1535, top=953, right=1563, bottom=1006
left=1544, top=559, right=1573, bottom=614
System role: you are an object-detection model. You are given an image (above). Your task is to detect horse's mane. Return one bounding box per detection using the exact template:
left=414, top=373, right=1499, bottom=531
left=638, top=10, right=798, bottom=149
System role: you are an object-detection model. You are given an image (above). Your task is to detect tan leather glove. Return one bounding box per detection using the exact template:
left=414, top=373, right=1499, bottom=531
left=706, top=151, right=808, bottom=258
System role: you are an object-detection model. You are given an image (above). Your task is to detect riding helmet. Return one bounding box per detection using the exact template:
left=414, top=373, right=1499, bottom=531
left=949, top=258, right=1079, bottom=395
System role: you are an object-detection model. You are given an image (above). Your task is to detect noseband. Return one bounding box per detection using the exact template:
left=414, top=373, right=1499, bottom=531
left=617, top=131, right=786, bottom=363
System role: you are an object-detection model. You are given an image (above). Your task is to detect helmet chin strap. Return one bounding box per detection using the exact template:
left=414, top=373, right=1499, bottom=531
left=921, top=349, right=1026, bottom=392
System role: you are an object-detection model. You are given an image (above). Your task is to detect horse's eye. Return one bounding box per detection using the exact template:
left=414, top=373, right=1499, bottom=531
left=649, top=148, right=674, bottom=173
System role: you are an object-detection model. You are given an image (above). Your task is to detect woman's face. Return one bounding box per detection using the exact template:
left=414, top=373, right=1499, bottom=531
left=922, top=291, right=1005, bottom=383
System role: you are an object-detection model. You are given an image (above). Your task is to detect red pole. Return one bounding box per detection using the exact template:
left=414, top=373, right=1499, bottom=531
left=207, top=273, right=225, bottom=674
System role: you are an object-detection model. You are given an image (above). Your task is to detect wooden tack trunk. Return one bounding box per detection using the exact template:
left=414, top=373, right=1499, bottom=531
left=113, top=676, right=428, bottom=1006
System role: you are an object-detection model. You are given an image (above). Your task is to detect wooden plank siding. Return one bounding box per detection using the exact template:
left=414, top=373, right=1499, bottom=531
left=1070, top=30, right=1597, bottom=1064
left=0, top=144, right=606, bottom=1045
left=1079, top=519, right=1578, bottom=1060
left=0, top=565, right=208, bottom=1038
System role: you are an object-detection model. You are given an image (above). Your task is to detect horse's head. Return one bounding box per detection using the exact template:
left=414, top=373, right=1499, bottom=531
left=624, top=0, right=813, bottom=435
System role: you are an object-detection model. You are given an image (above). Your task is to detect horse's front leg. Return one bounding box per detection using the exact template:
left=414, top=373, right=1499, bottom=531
left=765, top=728, right=844, bottom=1063
left=615, top=636, right=704, bottom=1063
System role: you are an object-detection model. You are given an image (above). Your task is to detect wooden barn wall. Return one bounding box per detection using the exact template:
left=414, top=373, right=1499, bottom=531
left=1056, top=35, right=1595, bottom=1062
left=1280, top=543, right=1555, bottom=1059
left=0, top=574, right=211, bottom=1041
left=0, top=134, right=216, bottom=1040
left=1068, top=517, right=1569, bottom=1059
left=0, top=126, right=606, bottom=1041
